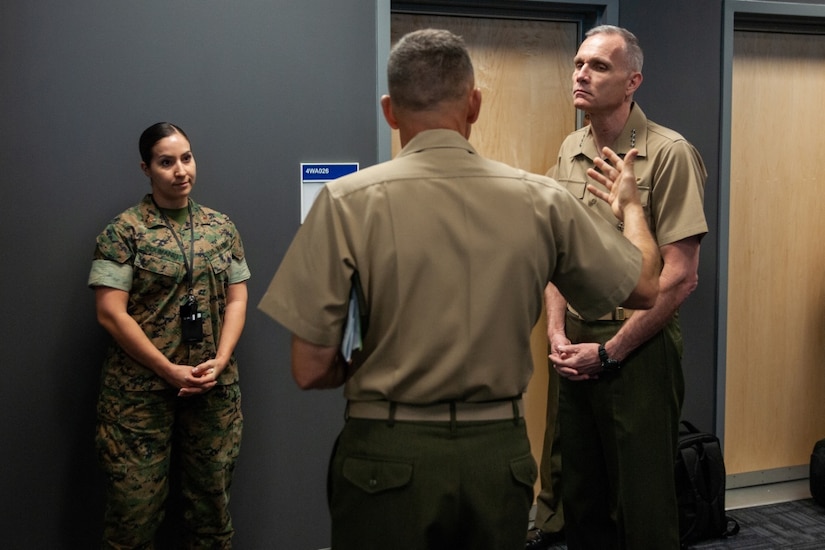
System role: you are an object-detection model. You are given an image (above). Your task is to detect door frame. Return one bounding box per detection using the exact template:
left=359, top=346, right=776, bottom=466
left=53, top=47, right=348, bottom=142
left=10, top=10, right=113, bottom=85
left=374, top=0, right=619, bottom=163
left=719, top=0, right=825, bottom=485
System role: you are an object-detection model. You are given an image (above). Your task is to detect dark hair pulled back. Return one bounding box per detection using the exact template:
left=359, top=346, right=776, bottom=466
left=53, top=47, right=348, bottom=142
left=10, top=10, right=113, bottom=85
left=138, top=122, right=190, bottom=164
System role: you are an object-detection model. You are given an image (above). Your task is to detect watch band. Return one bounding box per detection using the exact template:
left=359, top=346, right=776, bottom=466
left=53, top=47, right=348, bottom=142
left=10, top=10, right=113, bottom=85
left=598, top=344, right=622, bottom=372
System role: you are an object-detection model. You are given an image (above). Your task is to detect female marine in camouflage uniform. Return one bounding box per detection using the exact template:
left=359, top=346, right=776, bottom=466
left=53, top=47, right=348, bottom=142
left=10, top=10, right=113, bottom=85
left=88, top=122, right=249, bottom=549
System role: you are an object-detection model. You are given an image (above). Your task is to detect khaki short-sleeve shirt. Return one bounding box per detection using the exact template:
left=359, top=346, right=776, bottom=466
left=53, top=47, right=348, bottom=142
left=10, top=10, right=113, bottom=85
left=260, top=130, right=644, bottom=403
left=553, top=103, right=708, bottom=247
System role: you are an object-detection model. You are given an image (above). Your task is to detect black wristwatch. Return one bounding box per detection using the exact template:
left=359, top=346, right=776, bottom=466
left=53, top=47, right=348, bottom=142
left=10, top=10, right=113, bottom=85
left=598, top=344, right=622, bottom=372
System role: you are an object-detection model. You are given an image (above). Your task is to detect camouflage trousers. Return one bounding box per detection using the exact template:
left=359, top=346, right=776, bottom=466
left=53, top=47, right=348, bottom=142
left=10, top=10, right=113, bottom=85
left=96, top=383, right=243, bottom=549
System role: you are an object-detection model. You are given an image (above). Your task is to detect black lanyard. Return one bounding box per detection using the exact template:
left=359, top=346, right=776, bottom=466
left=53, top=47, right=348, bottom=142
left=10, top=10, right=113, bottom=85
left=153, top=197, right=196, bottom=294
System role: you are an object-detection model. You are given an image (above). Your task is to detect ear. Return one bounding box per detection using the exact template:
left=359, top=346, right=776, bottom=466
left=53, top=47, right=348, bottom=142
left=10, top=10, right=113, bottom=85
left=380, top=95, right=399, bottom=129
left=627, top=72, right=643, bottom=96
left=140, top=161, right=150, bottom=177
left=467, top=88, right=482, bottom=124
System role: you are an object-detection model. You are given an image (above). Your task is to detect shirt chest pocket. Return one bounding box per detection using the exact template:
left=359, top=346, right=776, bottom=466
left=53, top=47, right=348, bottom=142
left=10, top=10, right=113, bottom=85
left=134, top=251, right=183, bottom=282
left=559, top=177, right=652, bottom=210
left=557, top=178, right=587, bottom=199
left=204, top=242, right=233, bottom=279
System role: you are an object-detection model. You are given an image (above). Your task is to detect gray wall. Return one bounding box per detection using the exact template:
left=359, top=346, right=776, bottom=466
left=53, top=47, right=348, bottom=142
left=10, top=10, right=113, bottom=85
left=1, top=1, right=375, bottom=548
left=623, top=0, right=825, bottom=437
left=620, top=0, right=723, bottom=434
left=2, top=0, right=817, bottom=548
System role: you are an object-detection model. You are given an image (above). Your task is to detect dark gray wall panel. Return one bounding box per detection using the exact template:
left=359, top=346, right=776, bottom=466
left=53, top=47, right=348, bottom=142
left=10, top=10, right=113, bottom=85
left=0, top=1, right=376, bottom=548
left=620, top=0, right=723, bottom=434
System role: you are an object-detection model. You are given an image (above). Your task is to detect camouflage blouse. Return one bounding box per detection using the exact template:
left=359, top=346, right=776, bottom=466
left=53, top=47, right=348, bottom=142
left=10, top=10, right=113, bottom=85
left=89, top=194, right=250, bottom=391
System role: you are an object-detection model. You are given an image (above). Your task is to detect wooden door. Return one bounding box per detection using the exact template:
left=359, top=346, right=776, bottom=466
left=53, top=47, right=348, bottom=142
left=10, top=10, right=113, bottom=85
left=391, top=13, right=577, bottom=494
left=726, top=30, right=825, bottom=476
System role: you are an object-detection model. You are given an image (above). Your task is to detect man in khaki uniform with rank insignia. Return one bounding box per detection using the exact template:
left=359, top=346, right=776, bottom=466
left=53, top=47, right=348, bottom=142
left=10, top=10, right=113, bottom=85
left=533, top=25, right=708, bottom=550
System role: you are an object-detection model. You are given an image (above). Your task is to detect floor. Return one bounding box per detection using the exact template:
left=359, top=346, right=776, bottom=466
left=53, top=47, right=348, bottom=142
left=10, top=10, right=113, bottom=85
left=526, top=478, right=812, bottom=528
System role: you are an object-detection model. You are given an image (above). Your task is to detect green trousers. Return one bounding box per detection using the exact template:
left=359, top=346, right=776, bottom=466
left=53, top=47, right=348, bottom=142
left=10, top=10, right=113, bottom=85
left=328, top=416, right=537, bottom=550
left=560, top=314, right=684, bottom=550
left=534, top=364, right=564, bottom=534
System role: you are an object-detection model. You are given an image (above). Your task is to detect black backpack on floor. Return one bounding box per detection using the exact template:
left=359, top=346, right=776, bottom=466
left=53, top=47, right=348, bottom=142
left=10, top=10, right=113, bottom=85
left=674, top=420, right=740, bottom=548
left=810, top=438, right=825, bottom=507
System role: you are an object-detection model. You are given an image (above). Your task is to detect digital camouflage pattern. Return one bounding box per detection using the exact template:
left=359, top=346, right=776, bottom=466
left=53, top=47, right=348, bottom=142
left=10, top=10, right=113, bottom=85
left=90, top=194, right=248, bottom=548
left=89, top=195, right=250, bottom=391
left=96, top=383, right=242, bottom=548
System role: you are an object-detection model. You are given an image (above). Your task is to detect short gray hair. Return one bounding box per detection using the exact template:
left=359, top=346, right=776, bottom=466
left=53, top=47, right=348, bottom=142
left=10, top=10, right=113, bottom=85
left=585, top=25, right=644, bottom=73
left=387, top=28, right=475, bottom=111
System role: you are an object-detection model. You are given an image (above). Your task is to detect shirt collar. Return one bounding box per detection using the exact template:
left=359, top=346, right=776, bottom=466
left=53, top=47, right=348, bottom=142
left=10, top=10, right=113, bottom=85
left=397, top=129, right=478, bottom=158
left=140, top=194, right=204, bottom=227
left=575, top=102, right=649, bottom=161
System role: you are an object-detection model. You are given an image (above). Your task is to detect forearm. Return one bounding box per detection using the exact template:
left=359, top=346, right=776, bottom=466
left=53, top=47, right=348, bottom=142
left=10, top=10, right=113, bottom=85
left=213, top=283, right=248, bottom=370
left=620, top=203, right=661, bottom=309
left=544, top=283, right=568, bottom=342
left=605, top=294, right=677, bottom=361
left=98, top=310, right=175, bottom=378
left=291, top=334, right=347, bottom=390
left=586, top=149, right=660, bottom=309
left=607, top=239, right=700, bottom=360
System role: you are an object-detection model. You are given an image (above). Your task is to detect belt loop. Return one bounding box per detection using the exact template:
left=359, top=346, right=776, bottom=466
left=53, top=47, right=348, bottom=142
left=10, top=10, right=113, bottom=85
left=511, top=398, right=519, bottom=425
left=449, top=402, right=457, bottom=435
left=388, top=402, right=397, bottom=427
